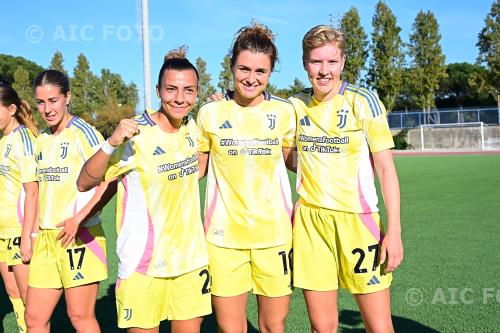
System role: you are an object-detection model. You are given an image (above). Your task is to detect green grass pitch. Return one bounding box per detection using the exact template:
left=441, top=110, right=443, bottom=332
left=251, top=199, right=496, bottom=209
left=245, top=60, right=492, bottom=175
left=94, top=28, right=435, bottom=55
left=2, top=154, right=500, bottom=332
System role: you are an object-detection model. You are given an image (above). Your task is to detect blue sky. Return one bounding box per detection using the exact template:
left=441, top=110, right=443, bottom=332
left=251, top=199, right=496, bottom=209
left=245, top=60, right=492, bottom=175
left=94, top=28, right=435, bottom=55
left=0, top=0, right=494, bottom=110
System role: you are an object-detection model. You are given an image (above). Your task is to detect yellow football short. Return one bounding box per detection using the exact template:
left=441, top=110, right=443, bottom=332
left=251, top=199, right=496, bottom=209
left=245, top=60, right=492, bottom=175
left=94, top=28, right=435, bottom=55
left=208, top=242, right=293, bottom=297
left=28, top=224, right=108, bottom=289
left=293, top=202, right=392, bottom=294
left=115, top=266, right=212, bottom=329
left=0, top=236, right=23, bottom=266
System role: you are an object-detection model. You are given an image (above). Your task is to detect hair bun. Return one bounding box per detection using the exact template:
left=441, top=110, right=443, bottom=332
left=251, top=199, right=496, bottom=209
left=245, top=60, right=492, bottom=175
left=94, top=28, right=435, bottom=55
left=164, top=45, right=188, bottom=61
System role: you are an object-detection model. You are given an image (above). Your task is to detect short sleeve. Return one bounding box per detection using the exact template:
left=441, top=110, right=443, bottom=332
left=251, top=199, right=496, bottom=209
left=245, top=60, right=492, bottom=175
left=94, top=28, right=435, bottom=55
left=354, top=90, right=394, bottom=153
left=282, top=105, right=297, bottom=148
left=196, top=106, right=211, bottom=152
left=104, top=141, right=135, bottom=180
left=74, top=121, right=105, bottom=160
left=15, top=131, right=37, bottom=183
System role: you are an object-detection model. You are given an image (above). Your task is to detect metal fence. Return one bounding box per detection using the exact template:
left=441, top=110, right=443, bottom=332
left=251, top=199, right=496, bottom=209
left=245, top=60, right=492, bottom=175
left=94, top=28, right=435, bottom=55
left=388, top=107, right=500, bottom=129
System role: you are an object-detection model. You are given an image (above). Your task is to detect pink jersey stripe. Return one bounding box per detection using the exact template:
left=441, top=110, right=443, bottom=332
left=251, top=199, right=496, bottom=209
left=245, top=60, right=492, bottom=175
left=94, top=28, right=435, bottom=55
left=79, top=227, right=107, bottom=267
left=357, top=172, right=383, bottom=242
left=17, top=193, right=23, bottom=226
left=280, top=176, right=293, bottom=222
left=119, top=176, right=129, bottom=231
left=358, top=212, right=383, bottom=243
left=203, top=180, right=219, bottom=234
left=135, top=211, right=154, bottom=274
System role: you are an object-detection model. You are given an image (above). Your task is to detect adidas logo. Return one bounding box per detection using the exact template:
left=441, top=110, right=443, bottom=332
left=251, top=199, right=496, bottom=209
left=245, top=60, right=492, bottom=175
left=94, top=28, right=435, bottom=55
left=36, top=151, right=43, bottom=161
left=367, top=275, right=381, bottom=286
left=153, top=146, right=166, bottom=155
left=219, top=120, right=232, bottom=129
left=299, top=115, right=311, bottom=126
left=73, top=272, right=85, bottom=281
left=12, top=253, right=21, bottom=260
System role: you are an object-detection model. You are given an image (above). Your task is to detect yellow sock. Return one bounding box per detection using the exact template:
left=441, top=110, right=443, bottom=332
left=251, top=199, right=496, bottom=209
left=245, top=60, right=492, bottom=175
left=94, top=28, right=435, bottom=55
left=9, top=297, right=26, bottom=332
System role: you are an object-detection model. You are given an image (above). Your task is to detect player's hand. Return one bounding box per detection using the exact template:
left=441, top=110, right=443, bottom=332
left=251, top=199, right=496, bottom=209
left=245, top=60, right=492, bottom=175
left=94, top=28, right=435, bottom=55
left=379, top=230, right=403, bottom=273
left=56, top=216, right=81, bottom=248
left=20, top=235, right=33, bottom=263
left=208, top=92, right=224, bottom=102
left=107, top=119, right=140, bottom=147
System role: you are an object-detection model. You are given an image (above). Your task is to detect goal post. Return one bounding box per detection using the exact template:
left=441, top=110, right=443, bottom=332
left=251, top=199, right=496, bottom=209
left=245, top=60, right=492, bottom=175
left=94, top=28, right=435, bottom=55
left=419, top=122, right=495, bottom=150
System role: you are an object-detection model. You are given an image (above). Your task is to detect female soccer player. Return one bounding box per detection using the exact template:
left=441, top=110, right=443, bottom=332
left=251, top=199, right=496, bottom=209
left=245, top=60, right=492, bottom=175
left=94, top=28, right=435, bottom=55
left=24, top=69, right=113, bottom=333
left=0, top=84, right=38, bottom=332
left=289, top=25, right=403, bottom=333
left=77, top=48, right=210, bottom=333
left=197, top=21, right=296, bottom=333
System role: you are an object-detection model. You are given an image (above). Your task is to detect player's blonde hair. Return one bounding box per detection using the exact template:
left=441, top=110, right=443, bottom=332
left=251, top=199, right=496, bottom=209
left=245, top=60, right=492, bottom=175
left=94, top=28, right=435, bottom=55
left=302, top=25, right=345, bottom=61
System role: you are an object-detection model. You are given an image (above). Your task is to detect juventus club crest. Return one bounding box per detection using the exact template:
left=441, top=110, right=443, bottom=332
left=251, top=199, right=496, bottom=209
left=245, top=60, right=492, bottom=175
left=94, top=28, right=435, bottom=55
left=337, top=109, right=349, bottom=129
left=4, top=144, right=12, bottom=158
left=186, top=134, right=194, bottom=147
left=267, top=114, right=276, bottom=130
left=60, top=142, right=69, bottom=159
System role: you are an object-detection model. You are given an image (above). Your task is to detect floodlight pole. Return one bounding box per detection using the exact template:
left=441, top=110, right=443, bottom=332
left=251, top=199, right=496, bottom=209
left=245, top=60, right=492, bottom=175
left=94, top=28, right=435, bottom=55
left=141, top=0, right=152, bottom=110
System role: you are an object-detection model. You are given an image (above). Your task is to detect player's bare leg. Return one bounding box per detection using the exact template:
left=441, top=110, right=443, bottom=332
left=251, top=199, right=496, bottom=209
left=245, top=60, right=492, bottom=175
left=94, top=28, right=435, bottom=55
left=25, top=287, right=63, bottom=333
left=65, top=282, right=100, bottom=333
left=212, top=293, right=248, bottom=333
left=354, top=288, right=394, bottom=333
left=256, top=294, right=290, bottom=333
left=303, top=290, right=338, bottom=333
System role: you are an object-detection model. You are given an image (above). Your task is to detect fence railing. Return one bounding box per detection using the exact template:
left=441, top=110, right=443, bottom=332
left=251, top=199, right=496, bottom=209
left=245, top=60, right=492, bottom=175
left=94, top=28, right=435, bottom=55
left=388, top=107, right=500, bottom=129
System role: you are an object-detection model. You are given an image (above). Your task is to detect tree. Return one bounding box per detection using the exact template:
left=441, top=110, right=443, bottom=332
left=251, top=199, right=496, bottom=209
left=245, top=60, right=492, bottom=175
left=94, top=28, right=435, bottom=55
left=407, top=10, right=447, bottom=114
left=12, top=65, right=43, bottom=127
left=100, top=68, right=137, bottom=107
left=93, top=68, right=138, bottom=134
left=12, top=66, right=32, bottom=103
left=0, top=54, right=44, bottom=85
left=367, top=1, right=404, bottom=111
left=71, top=53, right=101, bottom=120
left=218, top=55, right=233, bottom=93
left=49, top=50, right=67, bottom=75
left=288, top=78, right=306, bottom=95
left=194, top=57, right=216, bottom=117
left=436, top=63, right=494, bottom=108
left=340, top=7, right=368, bottom=85
left=93, top=95, right=135, bottom=138
left=475, top=0, right=500, bottom=109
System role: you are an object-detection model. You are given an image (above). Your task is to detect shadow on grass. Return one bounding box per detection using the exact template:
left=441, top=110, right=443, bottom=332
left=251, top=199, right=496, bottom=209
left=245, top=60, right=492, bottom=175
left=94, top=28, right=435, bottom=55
left=338, top=309, right=440, bottom=332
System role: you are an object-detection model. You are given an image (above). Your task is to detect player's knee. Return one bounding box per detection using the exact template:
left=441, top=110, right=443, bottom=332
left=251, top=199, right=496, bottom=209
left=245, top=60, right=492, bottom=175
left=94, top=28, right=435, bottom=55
left=217, top=320, right=247, bottom=333
left=5, top=283, right=20, bottom=298
left=364, top=318, right=394, bottom=333
left=67, top=308, right=95, bottom=331
left=258, top=315, right=287, bottom=333
left=25, top=307, right=48, bottom=329
left=310, top=317, right=338, bottom=333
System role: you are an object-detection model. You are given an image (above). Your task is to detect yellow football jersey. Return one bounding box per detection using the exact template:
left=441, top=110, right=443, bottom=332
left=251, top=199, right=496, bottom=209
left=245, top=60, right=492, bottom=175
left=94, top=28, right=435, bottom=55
left=36, top=117, right=104, bottom=229
left=0, top=126, right=37, bottom=238
left=290, top=82, right=394, bottom=213
left=197, top=92, right=296, bottom=249
left=105, top=112, right=208, bottom=278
